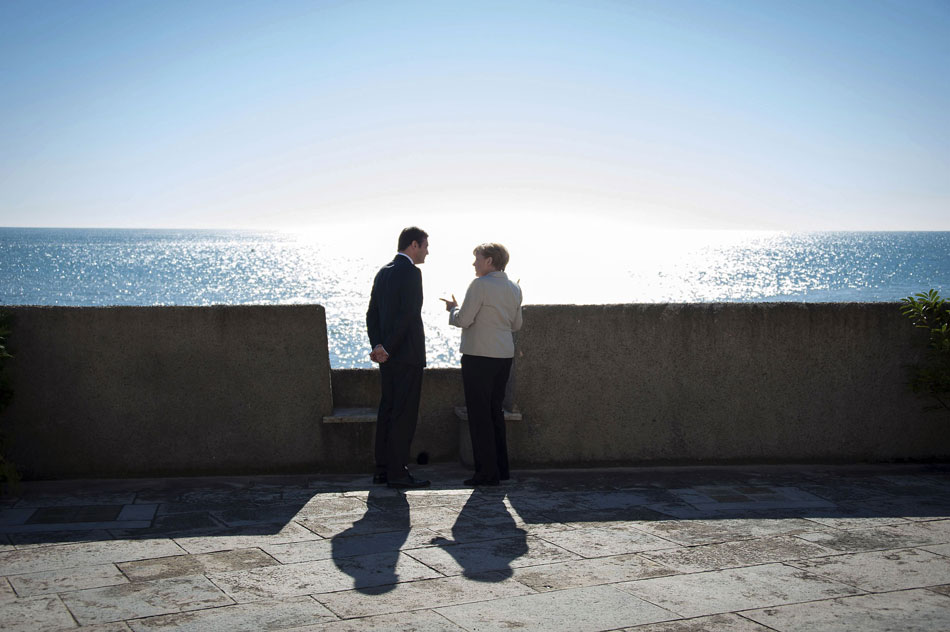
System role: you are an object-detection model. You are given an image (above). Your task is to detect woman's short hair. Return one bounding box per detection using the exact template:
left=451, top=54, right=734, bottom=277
left=474, top=242, right=510, bottom=271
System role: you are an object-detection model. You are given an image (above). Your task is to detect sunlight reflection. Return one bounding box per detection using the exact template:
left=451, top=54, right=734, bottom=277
left=3, top=227, right=947, bottom=368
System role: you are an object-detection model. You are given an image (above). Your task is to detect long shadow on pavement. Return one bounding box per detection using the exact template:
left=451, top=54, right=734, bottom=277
left=431, top=490, right=528, bottom=580
left=330, top=487, right=410, bottom=594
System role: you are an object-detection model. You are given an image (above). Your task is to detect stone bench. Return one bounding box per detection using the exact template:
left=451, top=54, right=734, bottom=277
left=322, top=407, right=377, bottom=424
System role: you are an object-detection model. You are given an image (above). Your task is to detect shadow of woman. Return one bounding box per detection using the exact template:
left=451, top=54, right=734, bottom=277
left=330, top=488, right=410, bottom=595
left=432, top=489, right=527, bottom=580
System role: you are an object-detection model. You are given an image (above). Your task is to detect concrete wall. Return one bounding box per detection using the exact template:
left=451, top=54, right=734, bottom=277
left=0, top=306, right=334, bottom=478
left=1, top=303, right=947, bottom=479
left=506, top=303, right=950, bottom=465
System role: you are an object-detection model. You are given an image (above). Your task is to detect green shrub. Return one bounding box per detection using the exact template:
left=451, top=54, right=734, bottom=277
left=900, top=289, right=950, bottom=412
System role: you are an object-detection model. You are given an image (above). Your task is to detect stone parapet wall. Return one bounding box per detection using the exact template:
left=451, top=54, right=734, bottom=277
left=507, top=303, right=949, bottom=465
left=1, top=303, right=947, bottom=479
left=1, top=306, right=333, bottom=478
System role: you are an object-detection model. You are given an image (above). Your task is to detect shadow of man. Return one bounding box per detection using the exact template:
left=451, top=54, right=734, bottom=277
left=432, top=490, right=527, bottom=580
left=330, top=488, right=410, bottom=595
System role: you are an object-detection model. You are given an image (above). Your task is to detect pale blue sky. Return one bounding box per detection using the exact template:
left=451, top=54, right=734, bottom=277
left=1, top=0, right=948, bottom=230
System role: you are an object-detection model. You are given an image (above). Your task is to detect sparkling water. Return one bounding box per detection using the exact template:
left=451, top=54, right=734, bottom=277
left=1, top=227, right=947, bottom=368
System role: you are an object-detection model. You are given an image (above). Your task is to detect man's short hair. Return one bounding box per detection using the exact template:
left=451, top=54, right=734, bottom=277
left=474, top=242, right=510, bottom=271
left=398, top=226, right=428, bottom=251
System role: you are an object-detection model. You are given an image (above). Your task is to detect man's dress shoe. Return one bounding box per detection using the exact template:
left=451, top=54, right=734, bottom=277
left=387, top=475, right=430, bottom=489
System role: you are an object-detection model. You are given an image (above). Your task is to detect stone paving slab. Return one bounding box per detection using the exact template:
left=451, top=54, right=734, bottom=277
left=670, top=485, right=836, bottom=514
left=172, top=521, right=322, bottom=554
left=508, top=491, right=632, bottom=514
left=8, top=561, right=128, bottom=597
left=0, top=508, right=36, bottom=526
left=436, top=584, right=677, bottom=631
left=406, top=535, right=578, bottom=577
left=12, top=492, right=137, bottom=508
left=7, top=529, right=114, bottom=550
left=930, top=582, right=950, bottom=597
left=210, top=505, right=317, bottom=528
left=0, top=576, right=15, bottom=602
left=917, top=517, right=950, bottom=537
left=640, top=535, right=835, bottom=573
left=316, top=572, right=534, bottom=619
left=742, top=588, right=950, bottom=631
left=1, top=463, right=950, bottom=630
left=0, top=594, right=77, bottom=631
left=118, top=505, right=159, bottom=522
left=367, top=489, right=486, bottom=511
left=0, top=520, right=153, bottom=535
left=118, top=548, right=278, bottom=582
left=298, top=504, right=461, bottom=538
left=110, top=511, right=225, bottom=540
left=624, top=613, right=774, bottom=631
left=617, top=563, right=863, bottom=618
left=788, top=547, right=950, bottom=592
left=262, top=527, right=442, bottom=564
left=795, top=520, right=950, bottom=553
left=511, top=553, right=675, bottom=592
left=524, top=504, right=673, bottom=524
left=576, top=490, right=672, bottom=510
left=426, top=517, right=574, bottom=544
left=60, top=575, right=234, bottom=625
left=127, top=596, right=336, bottom=632
left=70, top=623, right=134, bottom=632
left=0, top=538, right=185, bottom=575
left=923, top=542, right=950, bottom=557
left=0, top=503, right=159, bottom=536
left=631, top=517, right=824, bottom=546
left=453, top=496, right=570, bottom=528
left=289, top=609, right=467, bottom=631
left=209, top=552, right=442, bottom=601
left=535, top=525, right=681, bottom=558
left=798, top=514, right=910, bottom=530
left=175, top=489, right=285, bottom=507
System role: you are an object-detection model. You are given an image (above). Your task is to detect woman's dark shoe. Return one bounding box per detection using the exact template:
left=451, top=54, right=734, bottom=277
left=464, top=478, right=500, bottom=486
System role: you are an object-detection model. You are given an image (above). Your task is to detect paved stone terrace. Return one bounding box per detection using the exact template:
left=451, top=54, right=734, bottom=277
left=1, top=463, right=950, bottom=631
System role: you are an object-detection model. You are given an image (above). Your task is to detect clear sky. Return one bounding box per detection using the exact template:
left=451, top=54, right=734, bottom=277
left=1, top=0, right=948, bottom=231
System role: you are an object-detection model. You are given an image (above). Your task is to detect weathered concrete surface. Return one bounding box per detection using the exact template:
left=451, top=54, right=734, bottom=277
left=0, top=464, right=949, bottom=631
left=0, top=306, right=333, bottom=478
left=508, top=303, right=950, bottom=465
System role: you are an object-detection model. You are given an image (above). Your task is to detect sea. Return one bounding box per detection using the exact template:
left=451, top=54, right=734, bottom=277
left=1, top=227, right=947, bottom=369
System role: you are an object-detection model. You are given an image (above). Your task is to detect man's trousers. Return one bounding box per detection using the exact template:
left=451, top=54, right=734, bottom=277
left=375, top=361, right=423, bottom=479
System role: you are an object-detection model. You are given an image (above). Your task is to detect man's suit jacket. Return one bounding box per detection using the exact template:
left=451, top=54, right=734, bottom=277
left=367, top=254, right=426, bottom=367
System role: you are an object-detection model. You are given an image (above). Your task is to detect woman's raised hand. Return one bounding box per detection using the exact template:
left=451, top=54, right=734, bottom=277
left=439, top=295, right=458, bottom=311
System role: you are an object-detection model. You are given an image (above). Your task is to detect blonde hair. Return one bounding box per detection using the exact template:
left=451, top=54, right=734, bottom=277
left=474, top=242, right=510, bottom=271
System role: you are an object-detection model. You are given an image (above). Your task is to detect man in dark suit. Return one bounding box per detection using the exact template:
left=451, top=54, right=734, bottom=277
left=366, top=226, right=430, bottom=489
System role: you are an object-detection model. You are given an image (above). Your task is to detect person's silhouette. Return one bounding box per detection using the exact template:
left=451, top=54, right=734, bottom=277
left=331, top=488, right=410, bottom=594
left=432, top=491, right=527, bottom=580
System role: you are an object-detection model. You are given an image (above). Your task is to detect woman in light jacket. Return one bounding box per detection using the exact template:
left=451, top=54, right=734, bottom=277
left=442, top=243, right=523, bottom=486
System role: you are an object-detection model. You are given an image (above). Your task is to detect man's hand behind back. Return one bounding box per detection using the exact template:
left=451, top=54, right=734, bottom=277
left=370, top=344, right=389, bottom=363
